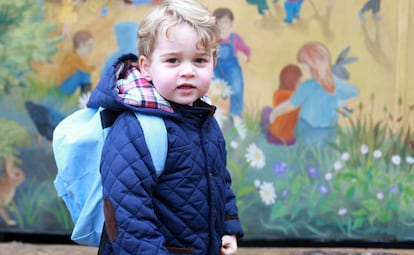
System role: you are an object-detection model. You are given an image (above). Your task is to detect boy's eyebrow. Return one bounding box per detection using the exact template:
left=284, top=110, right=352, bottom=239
left=159, top=52, right=180, bottom=58
left=194, top=52, right=212, bottom=58
left=159, top=50, right=211, bottom=58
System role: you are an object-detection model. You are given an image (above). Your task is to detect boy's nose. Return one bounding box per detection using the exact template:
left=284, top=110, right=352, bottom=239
left=179, top=62, right=195, bottom=77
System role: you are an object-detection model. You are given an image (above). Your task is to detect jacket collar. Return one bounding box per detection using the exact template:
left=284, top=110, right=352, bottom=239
left=116, top=65, right=173, bottom=113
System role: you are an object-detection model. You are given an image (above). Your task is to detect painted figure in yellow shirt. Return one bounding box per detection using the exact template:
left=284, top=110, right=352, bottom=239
left=57, top=30, right=96, bottom=95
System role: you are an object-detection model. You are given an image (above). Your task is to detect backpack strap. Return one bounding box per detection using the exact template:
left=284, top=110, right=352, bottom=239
left=134, top=112, right=167, bottom=177
left=100, top=110, right=167, bottom=176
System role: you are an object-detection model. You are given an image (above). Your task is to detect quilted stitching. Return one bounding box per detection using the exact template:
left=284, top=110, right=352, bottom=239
left=100, top=110, right=224, bottom=254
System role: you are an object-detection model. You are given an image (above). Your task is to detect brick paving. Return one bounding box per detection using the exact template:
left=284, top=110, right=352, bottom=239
left=0, top=242, right=412, bottom=255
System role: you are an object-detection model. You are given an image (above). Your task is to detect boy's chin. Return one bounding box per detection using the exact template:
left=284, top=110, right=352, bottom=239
left=171, top=97, right=199, bottom=106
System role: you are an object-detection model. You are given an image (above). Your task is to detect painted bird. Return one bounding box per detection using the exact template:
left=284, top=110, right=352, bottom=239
left=24, top=100, right=65, bottom=147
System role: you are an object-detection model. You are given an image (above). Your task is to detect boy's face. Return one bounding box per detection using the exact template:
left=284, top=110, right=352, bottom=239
left=139, top=23, right=215, bottom=106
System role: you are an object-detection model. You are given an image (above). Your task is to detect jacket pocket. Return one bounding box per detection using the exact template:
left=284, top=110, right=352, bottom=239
left=167, top=246, right=194, bottom=254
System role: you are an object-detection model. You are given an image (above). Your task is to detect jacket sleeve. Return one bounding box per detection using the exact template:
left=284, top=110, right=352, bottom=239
left=100, top=112, right=170, bottom=255
left=214, top=120, right=244, bottom=238
left=223, top=167, right=244, bottom=238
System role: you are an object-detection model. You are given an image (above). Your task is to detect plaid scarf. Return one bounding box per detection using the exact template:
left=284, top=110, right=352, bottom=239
left=116, top=66, right=173, bottom=113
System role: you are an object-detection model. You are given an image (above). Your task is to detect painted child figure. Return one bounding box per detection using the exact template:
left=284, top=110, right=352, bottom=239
left=58, top=0, right=81, bottom=39
left=213, top=8, right=250, bottom=120
left=246, top=0, right=269, bottom=16
left=56, top=30, right=96, bottom=95
left=100, top=21, right=139, bottom=78
left=87, top=0, right=243, bottom=254
left=359, top=0, right=382, bottom=21
left=269, top=42, right=358, bottom=146
left=284, top=0, right=304, bottom=24
left=262, top=64, right=302, bottom=145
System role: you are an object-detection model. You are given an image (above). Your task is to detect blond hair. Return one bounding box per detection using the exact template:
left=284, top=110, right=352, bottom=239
left=138, top=0, right=218, bottom=58
left=297, top=42, right=335, bottom=93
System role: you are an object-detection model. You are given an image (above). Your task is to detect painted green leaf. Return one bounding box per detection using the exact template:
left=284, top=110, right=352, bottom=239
left=352, top=217, right=365, bottom=229
left=351, top=208, right=367, bottom=217
left=362, top=199, right=379, bottom=211
left=270, top=203, right=289, bottom=220
left=345, top=186, right=356, bottom=199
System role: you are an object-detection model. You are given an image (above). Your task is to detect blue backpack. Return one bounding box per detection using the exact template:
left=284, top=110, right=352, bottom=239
left=52, top=107, right=167, bottom=247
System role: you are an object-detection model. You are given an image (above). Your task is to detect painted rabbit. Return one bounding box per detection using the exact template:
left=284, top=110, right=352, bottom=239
left=0, top=157, right=25, bottom=226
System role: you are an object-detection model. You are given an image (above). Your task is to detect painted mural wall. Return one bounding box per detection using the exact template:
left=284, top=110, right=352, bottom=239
left=0, top=0, right=413, bottom=242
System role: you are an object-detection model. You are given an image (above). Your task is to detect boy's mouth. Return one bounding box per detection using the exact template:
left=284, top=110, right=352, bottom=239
left=177, top=84, right=196, bottom=89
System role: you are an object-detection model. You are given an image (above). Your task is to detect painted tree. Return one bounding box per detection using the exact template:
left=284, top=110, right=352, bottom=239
left=0, top=118, right=31, bottom=165
left=0, top=1, right=61, bottom=94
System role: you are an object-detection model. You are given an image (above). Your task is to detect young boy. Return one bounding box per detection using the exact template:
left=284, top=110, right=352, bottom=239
left=87, top=0, right=243, bottom=254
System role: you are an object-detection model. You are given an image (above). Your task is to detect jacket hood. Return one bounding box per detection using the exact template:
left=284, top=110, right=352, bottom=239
left=88, top=54, right=175, bottom=118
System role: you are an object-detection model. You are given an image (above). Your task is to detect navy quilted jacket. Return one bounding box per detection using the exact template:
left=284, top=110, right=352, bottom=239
left=88, top=55, right=243, bottom=255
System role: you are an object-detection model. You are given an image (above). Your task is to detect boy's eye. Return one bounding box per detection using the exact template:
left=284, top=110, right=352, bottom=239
left=195, top=58, right=208, bottom=64
left=166, top=58, right=179, bottom=64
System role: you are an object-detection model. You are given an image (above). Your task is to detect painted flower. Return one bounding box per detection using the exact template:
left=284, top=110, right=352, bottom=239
left=325, top=172, right=333, bottom=181
left=333, top=161, right=343, bottom=171
left=101, top=7, right=108, bottom=16
left=319, top=185, right=328, bottom=195
left=78, top=92, right=91, bottom=109
left=281, top=189, right=289, bottom=198
left=213, top=108, right=228, bottom=129
left=390, top=186, right=399, bottom=194
left=406, top=156, right=414, bottom=164
left=233, top=116, right=247, bottom=140
left=306, top=165, right=319, bottom=178
left=341, top=152, right=350, bottom=161
left=360, top=144, right=369, bottom=155
left=245, top=143, right=266, bottom=169
left=201, top=95, right=212, bottom=104
left=230, top=140, right=238, bottom=149
left=209, top=78, right=227, bottom=97
left=376, top=192, right=384, bottom=200
left=338, top=208, right=347, bottom=216
left=373, top=149, right=382, bottom=159
left=221, top=83, right=234, bottom=100
left=273, top=162, right=289, bottom=176
left=254, top=179, right=261, bottom=188
left=259, top=182, right=276, bottom=206
left=391, top=155, right=401, bottom=166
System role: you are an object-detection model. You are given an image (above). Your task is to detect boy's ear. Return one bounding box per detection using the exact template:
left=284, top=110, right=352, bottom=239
left=212, top=51, right=217, bottom=67
left=138, top=55, right=152, bottom=80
